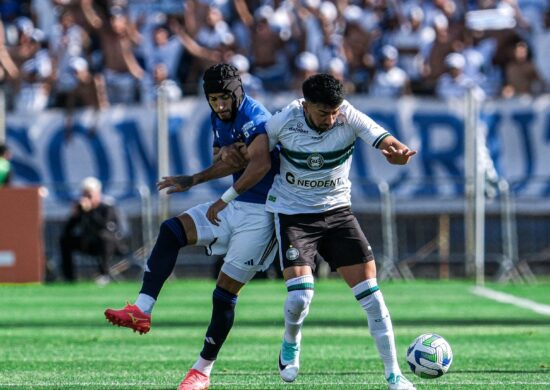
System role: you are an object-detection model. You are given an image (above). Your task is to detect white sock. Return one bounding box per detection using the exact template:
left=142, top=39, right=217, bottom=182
left=135, top=293, right=156, bottom=314
left=192, top=356, right=215, bottom=376
left=352, top=278, right=400, bottom=378
left=284, top=275, right=314, bottom=344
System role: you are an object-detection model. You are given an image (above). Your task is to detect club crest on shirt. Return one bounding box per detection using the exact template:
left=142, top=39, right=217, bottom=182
left=307, top=153, right=324, bottom=170
left=286, top=246, right=299, bottom=261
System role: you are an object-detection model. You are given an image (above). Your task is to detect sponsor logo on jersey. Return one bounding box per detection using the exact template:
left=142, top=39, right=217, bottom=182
left=285, top=172, right=344, bottom=188
left=306, top=153, right=324, bottom=169
left=288, top=121, right=309, bottom=134
left=286, top=172, right=295, bottom=184
left=286, top=246, right=299, bottom=261
left=241, top=121, right=254, bottom=138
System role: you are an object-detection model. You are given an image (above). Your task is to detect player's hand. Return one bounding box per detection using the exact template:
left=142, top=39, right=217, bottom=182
left=381, top=144, right=416, bottom=165
left=157, top=175, right=196, bottom=194
left=220, top=142, right=249, bottom=168
left=206, top=199, right=228, bottom=226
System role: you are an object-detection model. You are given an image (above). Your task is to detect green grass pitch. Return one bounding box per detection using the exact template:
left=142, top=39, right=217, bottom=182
left=1, top=279, right=549, bottom=389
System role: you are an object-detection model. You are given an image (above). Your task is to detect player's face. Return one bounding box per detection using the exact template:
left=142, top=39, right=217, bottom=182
left=207, top=92, right=233, bottom=121
left=303, top=101, right=341, bottom=132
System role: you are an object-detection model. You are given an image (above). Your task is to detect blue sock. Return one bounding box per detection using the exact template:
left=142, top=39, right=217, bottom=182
left=140, top=217, right=187, bottom=299
left=200, top=286, right=238, bottom=361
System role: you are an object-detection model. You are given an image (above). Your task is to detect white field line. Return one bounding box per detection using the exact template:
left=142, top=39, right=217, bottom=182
left=472, top=286, right=550, bottom=316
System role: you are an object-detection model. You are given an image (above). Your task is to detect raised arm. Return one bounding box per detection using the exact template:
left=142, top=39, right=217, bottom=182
left=170, top=19, right=222, bottom=63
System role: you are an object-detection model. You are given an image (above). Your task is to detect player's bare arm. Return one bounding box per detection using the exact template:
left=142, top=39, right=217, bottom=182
left=207, top=134, right=270, bottom=225
left=157, top=146, right=249, bottom=194
left=378, top=135, right=416, bottom=165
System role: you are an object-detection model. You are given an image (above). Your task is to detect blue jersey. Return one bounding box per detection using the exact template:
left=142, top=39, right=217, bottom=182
left=211, top=95, right=279, bottom=204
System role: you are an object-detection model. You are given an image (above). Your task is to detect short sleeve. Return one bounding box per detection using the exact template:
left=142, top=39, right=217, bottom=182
left=342, top=100, right=390, bottom=147
left=240, top=119, right=268, bottom=145
left=264, top=101, right=298, bottom=151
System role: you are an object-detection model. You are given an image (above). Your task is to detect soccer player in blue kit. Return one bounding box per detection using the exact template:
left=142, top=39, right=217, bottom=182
left=105, top=63, right=279, bottom=390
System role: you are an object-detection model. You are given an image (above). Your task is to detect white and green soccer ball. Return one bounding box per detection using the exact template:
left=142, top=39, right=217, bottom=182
left=406, top=333, right=453, bottom=378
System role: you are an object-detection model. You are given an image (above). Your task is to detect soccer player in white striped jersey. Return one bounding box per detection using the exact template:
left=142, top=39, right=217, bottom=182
left=208, top=73, right=417, bottom=389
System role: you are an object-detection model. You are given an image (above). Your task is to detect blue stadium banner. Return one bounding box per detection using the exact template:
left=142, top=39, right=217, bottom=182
left=6, top=96, right=550, bottom=215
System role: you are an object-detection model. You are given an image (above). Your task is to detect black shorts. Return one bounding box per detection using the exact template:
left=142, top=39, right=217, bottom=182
left=275, top=206, right=375, bottom=271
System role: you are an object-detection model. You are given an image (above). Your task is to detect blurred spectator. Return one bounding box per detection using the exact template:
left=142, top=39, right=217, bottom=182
left=62, top=57, right=109, bottom=138
left=7, top=16, right=40, bottom=68
left=14, top=33, right=52, bottom=113
left=460, top=29, right=501, bottom=97
left=141, top=62, right=182, bottom=106
left=293, top=51, right=319, bottom=91
left=513, top=0, right=545, bottom=33
left=141, top=20, right=183, bottom=81
left=342, top=5, right=376, bottom=92
left=0, top=143, right=12, bottom=187
left=248, top=5, right=290, bottom=91
left=533, top=11, right=550, bottom=91
left=436, top=52, right=483, bottom=99
left=195, top=6, right=235, bottom=53
left=421, top=0, right=461, bottom=31
left=0, top=0, right=547, bottom=101
left=31, top=0, right=57, bottom=39
left=83, top=7, right=144, bottom=104
left=166, top=16, right=224, bottom=90
left=502, top=40, right=543, bottom=97
left=370, top=45, right=410, bottom=97
left=49, top=8, right=90, bottom=106
left=422, top=14, right=459, bottom=93
left=299, top=0, right=325, bottom=60
left=174, top=4, right=234, bottom=91
left=59, top=177, right=127, bottom=284
left=0, top=18, right=19, bottom=83
left=229, top=53, right=264, bottom=96
left=387, top=6, right=434, bottom=92
left=315, top=2, right=346, bottom=74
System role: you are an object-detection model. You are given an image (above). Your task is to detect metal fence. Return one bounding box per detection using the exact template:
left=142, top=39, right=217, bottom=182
left=41, top=179, right=550, bottom=283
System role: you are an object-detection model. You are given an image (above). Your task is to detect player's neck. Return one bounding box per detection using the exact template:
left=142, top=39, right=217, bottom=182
left=303, top=112, right=326, bottom=134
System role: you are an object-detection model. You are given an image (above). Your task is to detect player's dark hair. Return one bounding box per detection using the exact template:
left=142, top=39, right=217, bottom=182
left=302, top=73, right=344, bottom=107
left=203, top=63, right=244, bottom=120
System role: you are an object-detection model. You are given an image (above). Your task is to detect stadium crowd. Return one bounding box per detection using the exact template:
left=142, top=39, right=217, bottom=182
left=0, top=0, right=548, bottom=112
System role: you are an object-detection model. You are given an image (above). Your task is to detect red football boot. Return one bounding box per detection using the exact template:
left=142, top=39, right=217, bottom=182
left=178, top=369, right=210, bottom=390
left=104, top=303, right=151, bottom=334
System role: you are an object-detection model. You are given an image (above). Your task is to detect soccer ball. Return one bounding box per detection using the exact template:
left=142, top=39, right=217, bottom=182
left=406, top=333, right=453, bottom=378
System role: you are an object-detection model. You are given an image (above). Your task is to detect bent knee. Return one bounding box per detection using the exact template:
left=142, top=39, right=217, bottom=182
left=286, top=290, right=314, bottom=313
left=159, top=217, right=187, bottom=247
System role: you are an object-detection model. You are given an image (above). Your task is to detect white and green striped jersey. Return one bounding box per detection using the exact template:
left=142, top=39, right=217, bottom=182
left=265, top=99, right=390, bottom=214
